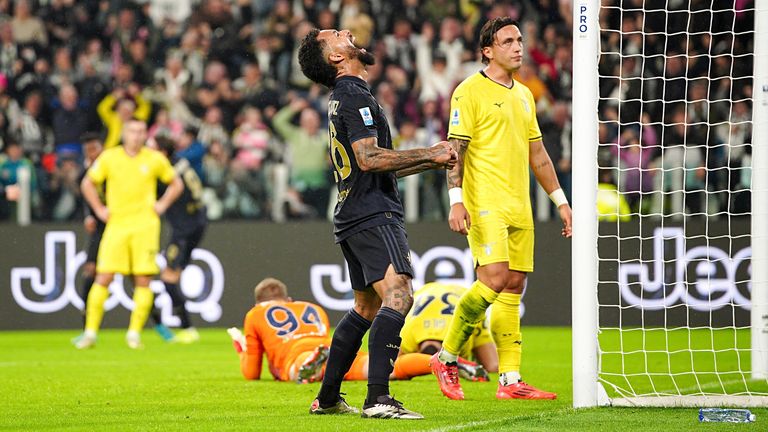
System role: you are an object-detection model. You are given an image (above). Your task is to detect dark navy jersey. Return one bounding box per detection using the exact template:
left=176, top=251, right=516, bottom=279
left=164, top=158, right=207, bottom=235
left=328, top=76, right=403, bottom=242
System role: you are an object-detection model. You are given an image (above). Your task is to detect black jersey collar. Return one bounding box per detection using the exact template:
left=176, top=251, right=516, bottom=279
left=480, top=70, right=515, bottom=89
left=334, top=75, right=369, bottom=88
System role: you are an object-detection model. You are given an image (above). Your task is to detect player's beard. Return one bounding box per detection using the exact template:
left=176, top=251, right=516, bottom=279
left=348, top=45, right=376, bottom=66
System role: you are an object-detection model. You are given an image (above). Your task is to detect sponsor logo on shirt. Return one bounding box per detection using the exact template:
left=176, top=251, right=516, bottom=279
left=359, top=107, right=374, bottom=126
left=451, top=108, right=460, bottom=126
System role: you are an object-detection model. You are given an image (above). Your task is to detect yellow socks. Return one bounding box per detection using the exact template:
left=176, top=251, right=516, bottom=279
left=442, top=280, right=499, bottom=358
left=128, top=287, right=154, bottom=333
left=84, top=284, right=109, bottom=333
left=492, top=292, right=522, bottom=377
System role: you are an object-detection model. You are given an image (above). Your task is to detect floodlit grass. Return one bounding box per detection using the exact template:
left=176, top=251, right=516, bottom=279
left=0, top=327, right=766, bottom=431
left=599, top=328, right=768, bottom=398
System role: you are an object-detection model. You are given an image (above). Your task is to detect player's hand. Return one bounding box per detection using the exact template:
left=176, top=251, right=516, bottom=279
left=5, top=184, right=19, bottom=201
left=449, top=202, right=471, bottom=235
left=84, top=215, right=97, bottom=234
left=94, top=206, right=110, bottom=223
left=154, top=201, right=169, bottom=216
left=431, top=141, right=457, bottom=169
left=558, top=204, right=572, bottom=238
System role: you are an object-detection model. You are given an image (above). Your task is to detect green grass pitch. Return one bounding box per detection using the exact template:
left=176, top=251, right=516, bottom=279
left=1, top=327, right=766, bottom=431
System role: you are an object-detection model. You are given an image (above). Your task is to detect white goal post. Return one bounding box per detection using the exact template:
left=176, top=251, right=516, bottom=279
left=572, top=0, right=768, bottom=408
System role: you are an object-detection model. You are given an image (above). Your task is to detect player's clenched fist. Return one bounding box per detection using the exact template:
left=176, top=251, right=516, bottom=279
left=431, top=141, right=458, bottom=169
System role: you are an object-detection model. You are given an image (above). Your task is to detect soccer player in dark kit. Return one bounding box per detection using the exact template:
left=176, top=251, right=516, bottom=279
left=298, top=28, right=457, bottom=419
left=150, top=136, right=208, bottom=343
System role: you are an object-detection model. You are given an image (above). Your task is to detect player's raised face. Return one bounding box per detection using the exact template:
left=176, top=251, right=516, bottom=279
left=484, top=24, right=524, bottom=72
left=317, top=29, right=375, bottom=66
left=317, top=29, right=356, bottom=53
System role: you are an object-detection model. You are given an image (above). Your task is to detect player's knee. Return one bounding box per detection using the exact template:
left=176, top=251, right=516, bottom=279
left=504, top=273, right=526, bottom=293
left=82, top=263, right=96, bottom=278
left=95, top=273, right=114, bottom=286
left=161, top=267, right=181, bottom=283
left=383, top=286, right=413, bottom=316
left=481, top=270, right=525, bottom=293
left=354, top=300, right=381, bottom=322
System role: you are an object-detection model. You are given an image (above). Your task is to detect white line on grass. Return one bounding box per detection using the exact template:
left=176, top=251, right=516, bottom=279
left=426, top=407, right=575, bottom=432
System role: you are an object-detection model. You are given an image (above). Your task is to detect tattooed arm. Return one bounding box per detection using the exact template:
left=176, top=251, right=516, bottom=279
left=530, top=139, right=572, bottom=238
left=352, top=137, right=456, bottom=173
left=446, top=138, right=469, bottom=189
left=446, top=138, right=470, bottom=235
left=396, top=162, right=441, bottom=178
left=529, top=139, right=560, bottom=194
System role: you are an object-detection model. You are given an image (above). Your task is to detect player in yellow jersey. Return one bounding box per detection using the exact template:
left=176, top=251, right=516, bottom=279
left=430, top=17, right=572, bottom=401
left=73, top=118, right=183, bottom=350
left=401, top=282, right=497, bottom=380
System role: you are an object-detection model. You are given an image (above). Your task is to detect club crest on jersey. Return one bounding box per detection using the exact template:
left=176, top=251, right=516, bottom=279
left=359, top=107, right=374, bottom=126
left=451, top=108, right=460, bottom=126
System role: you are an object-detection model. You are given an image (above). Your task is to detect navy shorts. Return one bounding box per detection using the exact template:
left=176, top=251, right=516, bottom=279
left=339, top=223, right=413, bottom=290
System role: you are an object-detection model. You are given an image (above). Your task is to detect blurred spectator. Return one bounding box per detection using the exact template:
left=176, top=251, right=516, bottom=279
left=11, top=90, right=49, bottom=163
left=539, top=101, right=572, bottom=205
left=0, top=21, right=17, bottom=78
left=0, top=140, right=37, bottom=218
left=97, top=84, right=151, bottom=148
left=272, top=98, right=330, bottom=218
left=233, top=62, right=280, bottom=114
left=197, top=105, right=230, bottom=149
left=11, top=0, right=47, bottom=48
left=384, top=18, right=416, bottom=76
left=47, top=152, right=82, bottom=221
left=148, top=107, right=184, bottom=141
left=230, top=106, right=273, bottom=218
left=175, top=126, right=207, bottom=182
left=52, top=84, right=88, bottom=156
left=597, top=171, right=632, bottom=222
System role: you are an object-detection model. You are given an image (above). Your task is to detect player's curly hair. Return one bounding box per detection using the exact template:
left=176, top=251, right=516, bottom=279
left=479, top=17, right=520, bottom=65
left=298, top=29, right=338, bottom=88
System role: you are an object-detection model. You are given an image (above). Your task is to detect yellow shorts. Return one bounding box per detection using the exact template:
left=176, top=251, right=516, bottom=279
left=468, top=213, right=534, bottom=272
left=96, top=219, right=160, bottom=275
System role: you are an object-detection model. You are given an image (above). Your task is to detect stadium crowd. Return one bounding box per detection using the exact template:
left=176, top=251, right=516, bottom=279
left=0, top=0, right=754, bottom=223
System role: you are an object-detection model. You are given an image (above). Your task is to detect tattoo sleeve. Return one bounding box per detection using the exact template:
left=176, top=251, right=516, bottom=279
left=529, top=139, right=561, bottom=194
left=446, top=138, right=468, bottom=189
left=352, top=137, right=438, bottom=173
left=396, top=162, right=437, bottom=178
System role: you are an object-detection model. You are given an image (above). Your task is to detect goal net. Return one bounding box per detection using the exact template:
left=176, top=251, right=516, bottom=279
left=572, top=1, right=768, bottom=407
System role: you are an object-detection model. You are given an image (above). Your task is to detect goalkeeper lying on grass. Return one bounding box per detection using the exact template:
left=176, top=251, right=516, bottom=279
left=227, top=278, right=489, bottom=383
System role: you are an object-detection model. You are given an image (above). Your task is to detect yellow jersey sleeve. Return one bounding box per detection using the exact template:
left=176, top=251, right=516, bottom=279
left=447, top=85, right=476, bottom=141
left=154, top=151, right=177, bottom=184
left=526, top=89, right=543, bottom=142
left=87, top=151, right=111, bottom=184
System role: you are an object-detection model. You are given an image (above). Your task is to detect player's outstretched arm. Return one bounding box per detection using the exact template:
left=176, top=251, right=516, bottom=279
left=351, top=137, right=456, bottom=174
left=529, top=139, right=572, bottom=238
left=396, top=141, right=461, bottom=177
left=447, top=138, right=470, bottom=235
